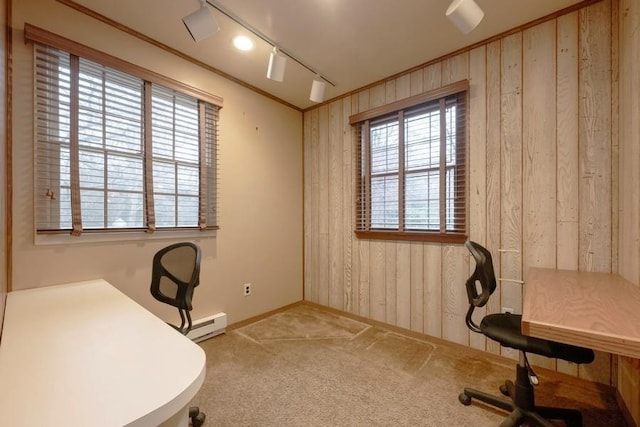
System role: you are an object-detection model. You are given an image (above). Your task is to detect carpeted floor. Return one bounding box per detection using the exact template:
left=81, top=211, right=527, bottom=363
left=190, top=303, right=627, bottom=426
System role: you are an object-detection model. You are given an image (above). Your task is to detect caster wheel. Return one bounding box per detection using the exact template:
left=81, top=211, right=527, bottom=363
left=191, top=412, right=205, bottom=427
left=459, top=392, right=472, bottom=406
left=499, top=384, right=509, bottom=396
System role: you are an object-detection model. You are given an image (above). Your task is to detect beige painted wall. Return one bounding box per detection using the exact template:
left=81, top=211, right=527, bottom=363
left=303, top=0, right=617, bottom=386
left=617, top=0, right=640, bottom=423
left=10, top=0, right=303, bottom=325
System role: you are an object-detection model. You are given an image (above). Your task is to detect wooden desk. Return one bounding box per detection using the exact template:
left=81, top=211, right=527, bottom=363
left=522, top=268, right=640, bottom=359
left=0, top=279, right=206, bottom=426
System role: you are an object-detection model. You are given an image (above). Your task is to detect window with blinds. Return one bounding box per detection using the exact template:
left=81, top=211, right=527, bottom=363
left=351, top=81, right=468, bottom=243
left=34, top=43, right=219, bottom=236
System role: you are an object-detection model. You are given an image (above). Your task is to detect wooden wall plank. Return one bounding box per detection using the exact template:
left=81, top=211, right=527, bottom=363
left=385, top=242, right=397, bottom=325
left=523, top=20, right=558, bottom=370
left=557, top=11, right=580, bottom=272
left=500, top=32, right=523, bottom=360
left=328, top=100, right=344, bottom=309
left=556, top=10, right=580, bottom=377
left=342, top=96, right=354, bottom=313
left=442, top=53, right=469, bottom=84
left=468, top=45, right=487, bottom=352
left=618, top=0, right=640, bottom=286
left=308, top=108, right=320, bottom=303
left=410, top=242, right=424, bottom=332
left=578, top=0, right=612, bottom=274
left=618, top=0, right=640, bottom=421
left=318, top=105, right=330, bottom=306
left=424, top=243, right=442, bottom=338
left=485, top=40, right=503, bottom=356
left=303, top=106, right=312, bottom=302
left=396, top=242, right=411, bottom=329
left=578, top=0, right=613, bottom=385
left=409, top=69, right=423, bottom=96
left=423, top=63, right=442, bottom=91
left=395, top=74, right=410, bottom=100
left=442, top=245, right=470, bottom=345
left=357, top=90, right=370, bottom=317
left=610, top=0, right=619, bottom=280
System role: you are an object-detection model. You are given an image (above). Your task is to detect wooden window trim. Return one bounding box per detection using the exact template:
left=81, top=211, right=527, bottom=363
left=355, top=230, right=467, bottom=244
left=349, top=80, right=468, bottom=125
left=24, top=23, right=223, bottom=108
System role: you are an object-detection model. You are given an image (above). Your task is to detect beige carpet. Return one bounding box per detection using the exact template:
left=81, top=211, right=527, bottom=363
left=190, top=303, right=626, bottom=426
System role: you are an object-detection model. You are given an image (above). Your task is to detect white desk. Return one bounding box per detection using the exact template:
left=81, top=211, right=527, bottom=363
left=0, top=279, right=206, bottom=426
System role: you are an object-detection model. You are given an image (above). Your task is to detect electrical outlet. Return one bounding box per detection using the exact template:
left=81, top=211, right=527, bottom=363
left=501, top=307, right=514, bottom=314
left=243, top=283, right=251, bottom=296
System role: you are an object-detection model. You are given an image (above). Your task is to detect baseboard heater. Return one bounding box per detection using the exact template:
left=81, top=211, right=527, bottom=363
left=186, top=312, right=227, bottom=342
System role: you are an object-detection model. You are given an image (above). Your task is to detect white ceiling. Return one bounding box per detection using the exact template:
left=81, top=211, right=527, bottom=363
left=72, top=0, right=585, bottom=110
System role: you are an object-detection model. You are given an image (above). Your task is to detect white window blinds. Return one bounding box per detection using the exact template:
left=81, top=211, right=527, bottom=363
left=34, top=43, right=219, bottom=235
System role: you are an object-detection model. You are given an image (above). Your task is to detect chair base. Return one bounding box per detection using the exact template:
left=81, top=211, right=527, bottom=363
left=189, top=406, right=206, bottom=427
left=459, top=364, right=583, bottom=427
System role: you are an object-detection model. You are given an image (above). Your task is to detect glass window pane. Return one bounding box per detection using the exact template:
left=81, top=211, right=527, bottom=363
left=107, top=191, right=143, bottom=228
left=59, top=187, right=72, bottom=229
left=155, top=194, right=176, bottom=227
left=405, top=109, right=440, bottom=171
left=79, top=150, right=104, bottom=189
left=405, top=171, right=439, bottom=230
left=60, top=146, right=71, bottom=188
left=81, top=189, right=105, bottom=229
left=78, top=110, right=103, bottom=147
left=107, top=154, right=142, bottom=192
left=371, top=175, right=398, bottom=229
left=177, top=165, right=198, bottom=196
left=445, top=105, right=457, bottom=166
left=370, top=120, right=399, bottom=175
left=177, top=196, right=198, bottom=227
left=153, top=161, right=176, bottom=194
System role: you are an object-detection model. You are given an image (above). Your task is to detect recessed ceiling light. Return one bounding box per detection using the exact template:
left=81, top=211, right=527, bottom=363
left=233, top=35, right=254, bottom=51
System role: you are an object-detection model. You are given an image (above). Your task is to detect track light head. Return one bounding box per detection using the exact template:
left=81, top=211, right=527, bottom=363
left=446, top=0, right=484, bottom=35
left=267, top=47, right=287, bottom=82
left=183, top=1, right=220, bottom=42
left=309, top=76, right=327, bottom=103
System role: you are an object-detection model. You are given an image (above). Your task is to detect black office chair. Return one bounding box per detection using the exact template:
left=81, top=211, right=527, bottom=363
left=458, top=240, right=595, bottom=427
left=150, top=241, right=206, bottom=427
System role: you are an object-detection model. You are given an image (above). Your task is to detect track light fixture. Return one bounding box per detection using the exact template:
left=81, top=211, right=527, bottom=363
left=267, top=47, right=287, bottom=82
left=183, top=0, right=220, bottom=42
left=309, top=76, right=327, bottom=103
left=183, top=1, right=335, bottom=102
left=446, top=0, right=484, bottom=35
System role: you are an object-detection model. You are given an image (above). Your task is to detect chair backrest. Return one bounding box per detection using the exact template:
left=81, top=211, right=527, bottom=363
left=464, top=240, right=497, bottom=332
left=465, top=240, right=497, bottom=308
left=150, top=242, right=201, bottom=313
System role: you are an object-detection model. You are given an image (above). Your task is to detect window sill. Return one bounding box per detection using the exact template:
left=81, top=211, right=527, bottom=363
left=354, top=230, right=467, bottom=243
left=35, top=229, right=217, bottom=246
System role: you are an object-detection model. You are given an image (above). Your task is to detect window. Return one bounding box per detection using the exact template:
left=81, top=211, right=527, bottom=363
left=350, top=81, right=468, bottom=242
left=30, top=29, right=221, bottom=237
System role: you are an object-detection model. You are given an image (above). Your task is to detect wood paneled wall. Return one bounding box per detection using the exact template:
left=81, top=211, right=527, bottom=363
left=304, top=0, right=616, bottom=385
left=617, top=0, right=640, bottom=422
left=0, top=0, right=7, bottom=336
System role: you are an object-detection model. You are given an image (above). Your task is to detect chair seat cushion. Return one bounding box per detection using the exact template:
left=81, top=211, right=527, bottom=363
left=480, top=313, right=594, bottom=364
